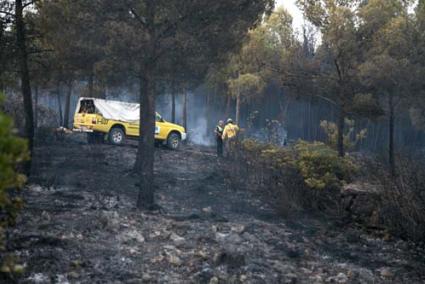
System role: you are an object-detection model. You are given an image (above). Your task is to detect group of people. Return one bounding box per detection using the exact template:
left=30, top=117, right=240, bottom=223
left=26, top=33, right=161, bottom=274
left=214, top=118, right=240, bottom=157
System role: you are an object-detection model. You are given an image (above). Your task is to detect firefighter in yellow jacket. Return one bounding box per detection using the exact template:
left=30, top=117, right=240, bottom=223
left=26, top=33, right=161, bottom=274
left=222, top=118, right=240, bottom=157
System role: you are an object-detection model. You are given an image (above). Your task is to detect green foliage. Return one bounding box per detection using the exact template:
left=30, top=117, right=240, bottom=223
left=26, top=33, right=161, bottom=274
left=0, top=94, right=28, bottom=276
left=320, top=119, right=367, bottom=151
left=239, top=139, right=356, bottom=191
left=294, top=141, right=356, bottom=190
left=228, top=73, right=265, bottom=102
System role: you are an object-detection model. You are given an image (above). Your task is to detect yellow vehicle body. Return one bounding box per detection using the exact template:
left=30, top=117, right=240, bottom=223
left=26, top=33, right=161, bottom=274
left=73, top=98, right=186, bottom=149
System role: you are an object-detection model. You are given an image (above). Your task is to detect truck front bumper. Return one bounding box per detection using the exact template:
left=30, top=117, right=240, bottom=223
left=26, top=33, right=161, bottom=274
left=181, top=133, right=187, bottom=141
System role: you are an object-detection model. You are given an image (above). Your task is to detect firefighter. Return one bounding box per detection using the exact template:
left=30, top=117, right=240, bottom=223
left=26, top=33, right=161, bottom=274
left=214, top=120, right=225, bottom=157
left=222, top=118, right=240, bottom=158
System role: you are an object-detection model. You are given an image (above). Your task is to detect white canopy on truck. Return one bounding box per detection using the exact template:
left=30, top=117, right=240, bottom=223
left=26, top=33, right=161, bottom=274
left=78, top=97, right=140, bottom=123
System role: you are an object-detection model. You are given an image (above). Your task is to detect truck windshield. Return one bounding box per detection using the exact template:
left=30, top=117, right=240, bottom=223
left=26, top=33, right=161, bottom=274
left=155, top=113, right=163, bottom=122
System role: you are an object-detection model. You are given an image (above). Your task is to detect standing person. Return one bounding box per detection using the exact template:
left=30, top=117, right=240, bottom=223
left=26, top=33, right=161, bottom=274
left=215, top=120, right=225, bottom=157
left=222, top=118, right=240, bottom=158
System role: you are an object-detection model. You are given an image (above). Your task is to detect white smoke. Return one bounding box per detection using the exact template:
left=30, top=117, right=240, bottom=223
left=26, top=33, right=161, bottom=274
left=187, top=116, right=214, bottom=146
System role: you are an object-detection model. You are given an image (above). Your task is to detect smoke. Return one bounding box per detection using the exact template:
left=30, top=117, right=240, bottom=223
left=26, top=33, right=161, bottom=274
left=156, top=91, right=215, bottom=146
left=187, top=116, right=214, bottom=146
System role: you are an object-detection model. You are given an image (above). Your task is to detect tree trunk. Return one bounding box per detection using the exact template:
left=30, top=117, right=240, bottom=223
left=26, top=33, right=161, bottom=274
left=389, top=93, right=395, bottom=176
left=236, top=92, right=241, bottom=125
left=337, top=104, right=345, bottom=157
left=136, top=71, right=156, bottom=209
left=183, top=90, right=188, bottom=131
left=34, top=85, right=38, bottom=129
left=136, top=0, right=156, bottom=210
left=16, top=0, right=34, bottom=173
left=63, top=81, right=72, bottom=128
left=56, top=84, right=63, bottom=126
left=171, top=80, right=176, bottom=123
left=205, top=91, right=212, bottom=137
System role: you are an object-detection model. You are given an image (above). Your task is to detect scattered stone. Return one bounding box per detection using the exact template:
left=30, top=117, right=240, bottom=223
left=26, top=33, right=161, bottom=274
left=379, top=267, right=394, bottom=279
left=68, top=271, right=80, bottom=279
left=170, top=232, right=185, bottom=246
left=28, top=273, right=49, bottom=283
left=203, top=207, right=213, bottom=214
left=168, top=254, right=182, bottom=266
left=326, top=273, right=348, bottom=283
left=231, top=225, right=245, bottom=234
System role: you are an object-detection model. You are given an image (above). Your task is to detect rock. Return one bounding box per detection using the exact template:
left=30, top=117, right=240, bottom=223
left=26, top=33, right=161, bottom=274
left=231, top=225, right=245, bottom=234
left=379, top=267, right=394, bottom=279
left=209, top=276, right=219, bottom=284
left=195, top=249, right=208, bottom=259
left=203, top=207, right=213, bottom=214
left=28, top=273, right=49, bottom=283
left=168, top=254, right=182, bottom=266
left=68, top=271, right=80, bottom=279
left=170, top=232, right=185, bottom=246
left=215, top=232, right=243, bottom=244
left=122, top=230, right=145, bottom=243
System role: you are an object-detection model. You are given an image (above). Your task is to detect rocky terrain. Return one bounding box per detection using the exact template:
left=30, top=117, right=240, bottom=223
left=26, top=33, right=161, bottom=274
left=6, top=135, right=425, bottom=283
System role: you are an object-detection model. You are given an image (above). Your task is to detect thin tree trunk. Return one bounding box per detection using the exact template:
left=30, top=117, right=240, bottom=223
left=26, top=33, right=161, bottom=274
left=136, top=70, right=156, bottom=209
left=56, top=84, right=63, bottom=126
left=337, top=104, right=345, bottom=157
left=16, top=0, right=34, bottom=173
left=34, top=85, right=38, bottom=129
left=63, top=81, right=72, bottom=128
left=205, top=91, right=212, bottom=137
left=389, top=93, right=395, bottom=176
left=136, top=0, right=156, bottom=210
left=183, top=90, right=188, bottom=131
left=236, top=93, right=241, bottom=125
left=171, top=80, right=176, bottom=123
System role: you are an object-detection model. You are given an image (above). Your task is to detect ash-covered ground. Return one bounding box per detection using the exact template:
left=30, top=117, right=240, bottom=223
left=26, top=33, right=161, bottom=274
left=7, top=135, right=425, bottom=283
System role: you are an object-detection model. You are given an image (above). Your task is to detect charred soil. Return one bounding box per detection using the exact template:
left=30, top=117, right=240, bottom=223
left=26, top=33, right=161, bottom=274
left=5, top=135, right=425, bottom=283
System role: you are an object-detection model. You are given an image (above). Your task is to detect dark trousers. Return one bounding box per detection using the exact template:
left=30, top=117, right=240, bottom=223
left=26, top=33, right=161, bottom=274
left=216, top=138, right=223, bottom=157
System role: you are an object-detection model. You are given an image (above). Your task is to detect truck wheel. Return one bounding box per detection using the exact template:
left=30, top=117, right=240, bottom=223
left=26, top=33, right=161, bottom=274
left=109, top=127, right=125, bottom=145
left=167, top=132, right=181, bottom=150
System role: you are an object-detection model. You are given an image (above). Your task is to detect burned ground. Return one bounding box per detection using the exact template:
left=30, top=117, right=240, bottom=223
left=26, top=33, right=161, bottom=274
left=6, top=135, right=425, bottom=283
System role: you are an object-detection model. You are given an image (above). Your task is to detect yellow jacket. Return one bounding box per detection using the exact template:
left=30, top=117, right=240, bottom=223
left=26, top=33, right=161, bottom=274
left=222, top=123, right=239, bottom=140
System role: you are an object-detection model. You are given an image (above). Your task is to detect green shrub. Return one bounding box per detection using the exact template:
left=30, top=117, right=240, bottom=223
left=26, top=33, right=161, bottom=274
left=230, top=139, right=358, bottom=214
left=239, top=139, right=356, bottom=191
left=294, top=141, right=357, bottom=190
left=0, top=95, right=29, bottom=276
left=320, top=119, right=367, bottom=151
